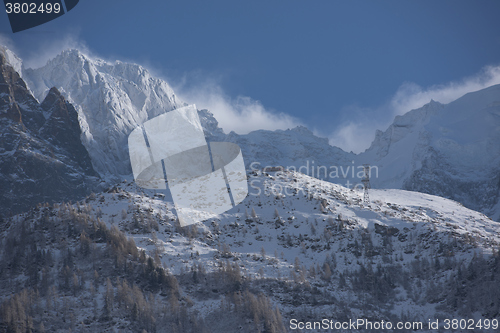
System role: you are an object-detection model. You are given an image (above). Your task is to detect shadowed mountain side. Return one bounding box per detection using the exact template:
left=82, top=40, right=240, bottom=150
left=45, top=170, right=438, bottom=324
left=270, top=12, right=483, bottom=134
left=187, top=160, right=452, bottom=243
left=0, top=50, right=100, bottom=218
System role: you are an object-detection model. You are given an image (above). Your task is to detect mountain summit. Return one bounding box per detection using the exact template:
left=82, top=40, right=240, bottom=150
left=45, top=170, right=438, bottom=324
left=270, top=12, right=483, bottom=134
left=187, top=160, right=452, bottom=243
left=358, top=86, right=500, bottom=221
left=23, top=49, right=184, bottom=178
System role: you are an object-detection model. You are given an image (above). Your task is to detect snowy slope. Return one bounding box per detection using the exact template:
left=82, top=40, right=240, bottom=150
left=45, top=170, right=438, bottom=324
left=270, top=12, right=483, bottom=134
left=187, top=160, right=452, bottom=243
left=4, top=169, right=500, bottom=331
left=64, top=170, right=500, bottom=328
left=358, top=100, right=445, bottom=189
left=91, top=170, right=500, bottom=274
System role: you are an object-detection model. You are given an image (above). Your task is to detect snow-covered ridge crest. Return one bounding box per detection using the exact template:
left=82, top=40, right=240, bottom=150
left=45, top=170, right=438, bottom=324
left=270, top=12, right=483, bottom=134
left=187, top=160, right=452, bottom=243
left=22, top=49, right=190, bottom=179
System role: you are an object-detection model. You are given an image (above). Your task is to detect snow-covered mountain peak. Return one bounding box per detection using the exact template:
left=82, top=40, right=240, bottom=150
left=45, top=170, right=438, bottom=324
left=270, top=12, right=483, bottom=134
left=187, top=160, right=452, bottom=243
left=368, top=99, right=444, bottom=158
left=358, top=85, right=500, bottom=220
left=395, top=98, right=443, bottom=124
left=288, top=125, right=316, bottom=135
left=22, top=49, right=224, bottom=179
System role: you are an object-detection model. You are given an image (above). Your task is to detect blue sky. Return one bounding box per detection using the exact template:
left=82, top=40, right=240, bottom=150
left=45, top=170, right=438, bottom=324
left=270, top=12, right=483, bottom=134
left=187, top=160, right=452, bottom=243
left=1, top=0, right=500, bottom=152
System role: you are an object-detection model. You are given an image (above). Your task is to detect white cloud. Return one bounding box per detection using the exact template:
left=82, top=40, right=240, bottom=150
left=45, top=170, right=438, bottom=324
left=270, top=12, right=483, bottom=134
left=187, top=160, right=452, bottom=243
left=390, top=65, right=500, bottom=115
left=329, top=64, right=500, bottom=154
left=328, top=121, right=382, bottom=154
left=174, top=76, right=301, bottom=134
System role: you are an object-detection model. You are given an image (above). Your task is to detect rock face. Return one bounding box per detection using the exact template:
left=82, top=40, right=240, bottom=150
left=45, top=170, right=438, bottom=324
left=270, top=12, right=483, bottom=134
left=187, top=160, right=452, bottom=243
left=39, top=87, right=96, bottom=175
left=0, top=48, right=99, bottom=218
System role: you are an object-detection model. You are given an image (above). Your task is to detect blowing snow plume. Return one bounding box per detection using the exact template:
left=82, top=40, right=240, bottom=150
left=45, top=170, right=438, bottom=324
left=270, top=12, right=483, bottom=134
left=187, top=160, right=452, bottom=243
left=329, top=64, right=500, bottom=154
left=174, top=74, right=301, bottom=134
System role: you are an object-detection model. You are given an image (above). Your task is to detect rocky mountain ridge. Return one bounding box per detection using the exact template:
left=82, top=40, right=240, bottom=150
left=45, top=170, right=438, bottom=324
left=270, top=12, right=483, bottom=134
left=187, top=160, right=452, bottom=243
left=0, top=47, right=99, bottom=218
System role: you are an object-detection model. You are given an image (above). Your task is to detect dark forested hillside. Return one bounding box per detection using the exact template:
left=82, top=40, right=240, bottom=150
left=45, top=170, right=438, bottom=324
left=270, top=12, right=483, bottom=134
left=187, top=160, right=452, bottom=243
left=0, top=202, right=286, bottom=333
